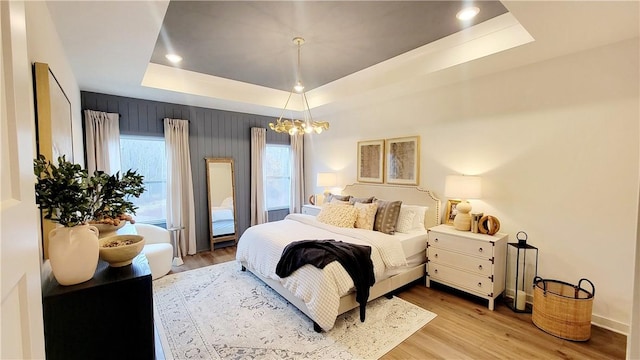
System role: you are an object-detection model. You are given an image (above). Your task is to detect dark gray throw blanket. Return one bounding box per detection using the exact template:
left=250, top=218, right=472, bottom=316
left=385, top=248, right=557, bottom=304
left=275, top=239, right=375, bottom=322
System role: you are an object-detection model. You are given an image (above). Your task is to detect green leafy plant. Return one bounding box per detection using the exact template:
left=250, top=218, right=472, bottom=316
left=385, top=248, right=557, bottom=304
left=34, top=155, right=145, bottom=227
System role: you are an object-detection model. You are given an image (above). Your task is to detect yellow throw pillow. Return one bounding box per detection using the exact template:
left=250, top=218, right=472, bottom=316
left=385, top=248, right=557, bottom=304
left=354, top=202, right=378, bottom=230
left=317, top=203, right=357, bottom=228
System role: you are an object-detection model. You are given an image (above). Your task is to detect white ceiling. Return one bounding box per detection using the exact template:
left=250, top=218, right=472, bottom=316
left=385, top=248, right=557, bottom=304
left=46, top=1, right=639, bottom=119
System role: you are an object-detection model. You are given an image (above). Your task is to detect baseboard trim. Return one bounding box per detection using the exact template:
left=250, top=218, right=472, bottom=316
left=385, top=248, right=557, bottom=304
left=592, top=314, right=629, bottom=335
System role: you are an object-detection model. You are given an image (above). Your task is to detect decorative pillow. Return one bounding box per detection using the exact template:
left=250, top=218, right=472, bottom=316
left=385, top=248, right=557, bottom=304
left=349, top=196, right=376, bottom=205
left=395, top=207, right=416, bottom=233
left=325, top=193, right=351, bottom=203
left=373, top=199, right=403, bottom=235
left=220, top=196, right=234, bottom=209
left=354, top=202, right=377, bottom=230
left=330, top=198, right=351, bottom=205
left=317, top=203, right=357, bottom=228
left=403, top=205, right=428, bottom=230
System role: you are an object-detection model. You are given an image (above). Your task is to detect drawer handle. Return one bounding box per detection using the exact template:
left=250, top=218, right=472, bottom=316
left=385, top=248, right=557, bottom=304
left=434, top=253, right=438, bottom=258
left=477, top=282, right=482, bottom=287
left=434, top=269, right=438, bottom=274
left=478, top=247, right=484, bottom=253
left=434, top=238, right=439, bottom=243
left=478, top=265, right=483, bottom=270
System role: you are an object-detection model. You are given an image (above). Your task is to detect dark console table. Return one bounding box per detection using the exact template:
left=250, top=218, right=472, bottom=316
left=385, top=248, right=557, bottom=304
left=42, top=254, right=154, bottom=360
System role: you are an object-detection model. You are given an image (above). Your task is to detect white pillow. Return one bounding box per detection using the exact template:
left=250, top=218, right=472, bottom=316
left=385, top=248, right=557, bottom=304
left=402, top=205, right=428, bottom=231
left=396, top=206, right=416, bottom=233
left=354, top=202, right=377, bottom=230
left=317, top=203, right=357, bottom=228
left=220, top=196, right=234, bottom=209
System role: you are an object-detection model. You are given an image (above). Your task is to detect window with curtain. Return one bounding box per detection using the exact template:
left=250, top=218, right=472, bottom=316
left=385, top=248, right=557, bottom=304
left=265, top=144, right=291, bottom=210
left=120, top=135, right=167, bottom=224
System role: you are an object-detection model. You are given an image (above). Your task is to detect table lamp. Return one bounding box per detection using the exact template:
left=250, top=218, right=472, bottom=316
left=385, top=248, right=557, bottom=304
left=444, top=175, right=481, bottom=231
left=316, top=172, right=337, bottom=204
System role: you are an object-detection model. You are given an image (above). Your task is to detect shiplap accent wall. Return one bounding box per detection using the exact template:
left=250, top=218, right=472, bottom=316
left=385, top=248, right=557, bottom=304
left=81, top=91, right=290, bottom=252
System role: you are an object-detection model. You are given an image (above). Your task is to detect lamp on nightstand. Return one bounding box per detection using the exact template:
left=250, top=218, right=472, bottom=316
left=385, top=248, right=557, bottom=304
left=444, top=175, right=481, bottom=231
left=316, top=172, right=337, bottom=204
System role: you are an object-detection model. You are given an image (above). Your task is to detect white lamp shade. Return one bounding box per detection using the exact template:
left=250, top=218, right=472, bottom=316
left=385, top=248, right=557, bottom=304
left=444, top=175, right=481, bottom=199
left=316, top=172, right=337, bottom=188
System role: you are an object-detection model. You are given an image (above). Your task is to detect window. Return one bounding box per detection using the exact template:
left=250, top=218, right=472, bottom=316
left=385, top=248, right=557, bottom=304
left=265, top=144, right=291, bottom=210
left=120, top=135, right=167, bottom=224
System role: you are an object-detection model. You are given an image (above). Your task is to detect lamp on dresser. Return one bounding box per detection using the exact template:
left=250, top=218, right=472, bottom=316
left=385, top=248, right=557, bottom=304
left=316, top=172, right=337, bottom=204
left=444, top=175, right=481, bottom=231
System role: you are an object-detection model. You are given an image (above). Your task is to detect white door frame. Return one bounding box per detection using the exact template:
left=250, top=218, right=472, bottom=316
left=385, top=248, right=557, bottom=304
left=1, top=1, right=46, bottom=358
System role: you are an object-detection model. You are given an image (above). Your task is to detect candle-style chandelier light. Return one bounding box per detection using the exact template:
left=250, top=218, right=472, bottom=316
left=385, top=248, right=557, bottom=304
left=269, top=37, right=329, bottom=135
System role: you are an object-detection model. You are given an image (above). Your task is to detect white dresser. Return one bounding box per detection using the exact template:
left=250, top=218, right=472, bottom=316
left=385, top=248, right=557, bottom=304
left=426, top=224, right=507, bottom=310
left=301, top=204, right=321, bottom=216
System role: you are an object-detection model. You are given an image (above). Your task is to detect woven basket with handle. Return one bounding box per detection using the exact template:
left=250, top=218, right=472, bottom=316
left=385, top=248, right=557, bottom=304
left=532, top=277, right=595, bottom=341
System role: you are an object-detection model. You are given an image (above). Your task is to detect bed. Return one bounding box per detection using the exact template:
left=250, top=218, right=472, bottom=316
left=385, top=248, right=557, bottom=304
left=236, top=183, right=441, bottom=331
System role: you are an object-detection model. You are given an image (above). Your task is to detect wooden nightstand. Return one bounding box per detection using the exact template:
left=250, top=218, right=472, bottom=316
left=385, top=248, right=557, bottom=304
left=302, top=204, right=322, bottom=216
left=427, top=224, right=508, bottom=310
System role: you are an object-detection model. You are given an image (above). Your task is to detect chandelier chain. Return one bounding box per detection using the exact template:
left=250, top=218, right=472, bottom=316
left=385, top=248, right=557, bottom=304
left=268, top=36, right=329, bottom=135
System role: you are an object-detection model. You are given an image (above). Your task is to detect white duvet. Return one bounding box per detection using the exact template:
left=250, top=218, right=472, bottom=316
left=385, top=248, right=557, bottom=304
left=235, top=213, right=408, bottom=330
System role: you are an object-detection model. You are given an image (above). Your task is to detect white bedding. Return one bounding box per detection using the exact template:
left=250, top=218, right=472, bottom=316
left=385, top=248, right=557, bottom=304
left=236, top=213, right=416, bottom=330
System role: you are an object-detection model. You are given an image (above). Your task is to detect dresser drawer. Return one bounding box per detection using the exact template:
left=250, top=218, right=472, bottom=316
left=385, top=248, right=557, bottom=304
left=427, top=247, right=493, bottom=277
left=302, top=205, right=321, bottom=216
left=429, top=232, right=493, bottom=259
left=428, top=263, right=494, bottom=297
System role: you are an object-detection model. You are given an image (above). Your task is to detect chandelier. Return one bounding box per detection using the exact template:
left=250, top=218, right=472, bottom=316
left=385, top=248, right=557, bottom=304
left=269, top=37, right=329, bottom=135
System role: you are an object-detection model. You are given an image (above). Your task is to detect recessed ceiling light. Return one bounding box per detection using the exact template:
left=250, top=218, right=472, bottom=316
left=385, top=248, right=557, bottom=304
left=456, top=6, right=480, bottom=21
left=165, top=54, right=183, bottom=63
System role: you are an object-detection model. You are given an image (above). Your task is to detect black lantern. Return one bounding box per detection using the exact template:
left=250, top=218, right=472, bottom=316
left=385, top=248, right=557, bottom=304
left=505, top=231, right=538, bottom=313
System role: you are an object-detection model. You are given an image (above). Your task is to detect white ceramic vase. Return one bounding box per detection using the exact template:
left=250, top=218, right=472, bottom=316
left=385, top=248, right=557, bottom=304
left=48, top=224, right=99, bottom=286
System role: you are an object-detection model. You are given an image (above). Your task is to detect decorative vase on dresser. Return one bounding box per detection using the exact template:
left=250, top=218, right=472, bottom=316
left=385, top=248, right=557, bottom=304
left=426, top=224, right=508, bottom=310
left=48, top=224, right=99, bottom=285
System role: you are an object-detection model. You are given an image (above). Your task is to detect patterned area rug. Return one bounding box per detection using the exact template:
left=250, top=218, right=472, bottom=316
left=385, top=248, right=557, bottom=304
left=153, top=261, right=436, bottom=359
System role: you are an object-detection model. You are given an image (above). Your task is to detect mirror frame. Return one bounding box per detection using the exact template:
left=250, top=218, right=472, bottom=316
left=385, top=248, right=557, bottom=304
left=205, top=157, right=238, bottom=249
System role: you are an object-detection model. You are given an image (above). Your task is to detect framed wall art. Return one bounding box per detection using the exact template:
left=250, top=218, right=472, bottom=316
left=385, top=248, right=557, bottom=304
left=385, top=135, right=420, bottom=185
left=444, top=199, right=461, bottom=225
left=34, top=62, right=73, bottom=258
left=357, top=139, right=384, bottom=183
left=34, top=62, right=73, bottom=163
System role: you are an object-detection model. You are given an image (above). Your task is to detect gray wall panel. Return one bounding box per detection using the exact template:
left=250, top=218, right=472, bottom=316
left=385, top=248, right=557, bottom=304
left=81, top=91, right=290, bottom=252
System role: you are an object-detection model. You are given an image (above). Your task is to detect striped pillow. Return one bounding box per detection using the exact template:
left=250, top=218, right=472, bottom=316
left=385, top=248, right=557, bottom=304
left=373, top=199, right=403, bottom=235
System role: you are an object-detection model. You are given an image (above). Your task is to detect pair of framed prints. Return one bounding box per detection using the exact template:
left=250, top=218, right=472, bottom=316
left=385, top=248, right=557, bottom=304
left=357, top=136, right=420, bottom=186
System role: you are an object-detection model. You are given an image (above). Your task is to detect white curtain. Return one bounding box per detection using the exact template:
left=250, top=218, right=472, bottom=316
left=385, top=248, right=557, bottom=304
left=164, top=118, right=197, bottom=256
left=84, top=109, right=121, bottom=175
left=290, top=133, right=304, bottom=213
left=251, top=127, right=267, bottom=225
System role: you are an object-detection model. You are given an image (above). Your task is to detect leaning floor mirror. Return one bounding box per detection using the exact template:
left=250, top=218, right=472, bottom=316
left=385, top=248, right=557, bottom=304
left=205, top=158, right=238, bottom=249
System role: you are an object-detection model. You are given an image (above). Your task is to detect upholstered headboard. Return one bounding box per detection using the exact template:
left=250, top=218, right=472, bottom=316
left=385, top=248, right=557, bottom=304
left=342, top=183, right=441, bottom=229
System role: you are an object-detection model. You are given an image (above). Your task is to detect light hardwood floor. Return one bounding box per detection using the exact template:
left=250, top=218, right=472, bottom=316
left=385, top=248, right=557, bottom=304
left=170, top=247, right=627, bottom=359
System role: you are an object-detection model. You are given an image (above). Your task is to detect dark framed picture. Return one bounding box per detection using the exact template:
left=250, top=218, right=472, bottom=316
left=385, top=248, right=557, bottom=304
left=385, top=136, right=420, bottom=185
left=444, top=199, right=461, bottom=225
left=357, top=139, right=384, bottom=183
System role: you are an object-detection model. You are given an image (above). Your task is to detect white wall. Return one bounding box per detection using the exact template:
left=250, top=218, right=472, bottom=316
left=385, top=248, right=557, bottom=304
left=305, top=38, right=639, bottom=333
left=25, top=1, right=83, bottom=166
left=23, top=2, right=82, bottom=280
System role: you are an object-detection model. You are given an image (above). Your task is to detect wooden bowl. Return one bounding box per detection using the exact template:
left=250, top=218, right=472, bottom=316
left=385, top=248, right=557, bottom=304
left=92, top=221, right=126, bottom=238
left=99, top=235, right=145, bottom=267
